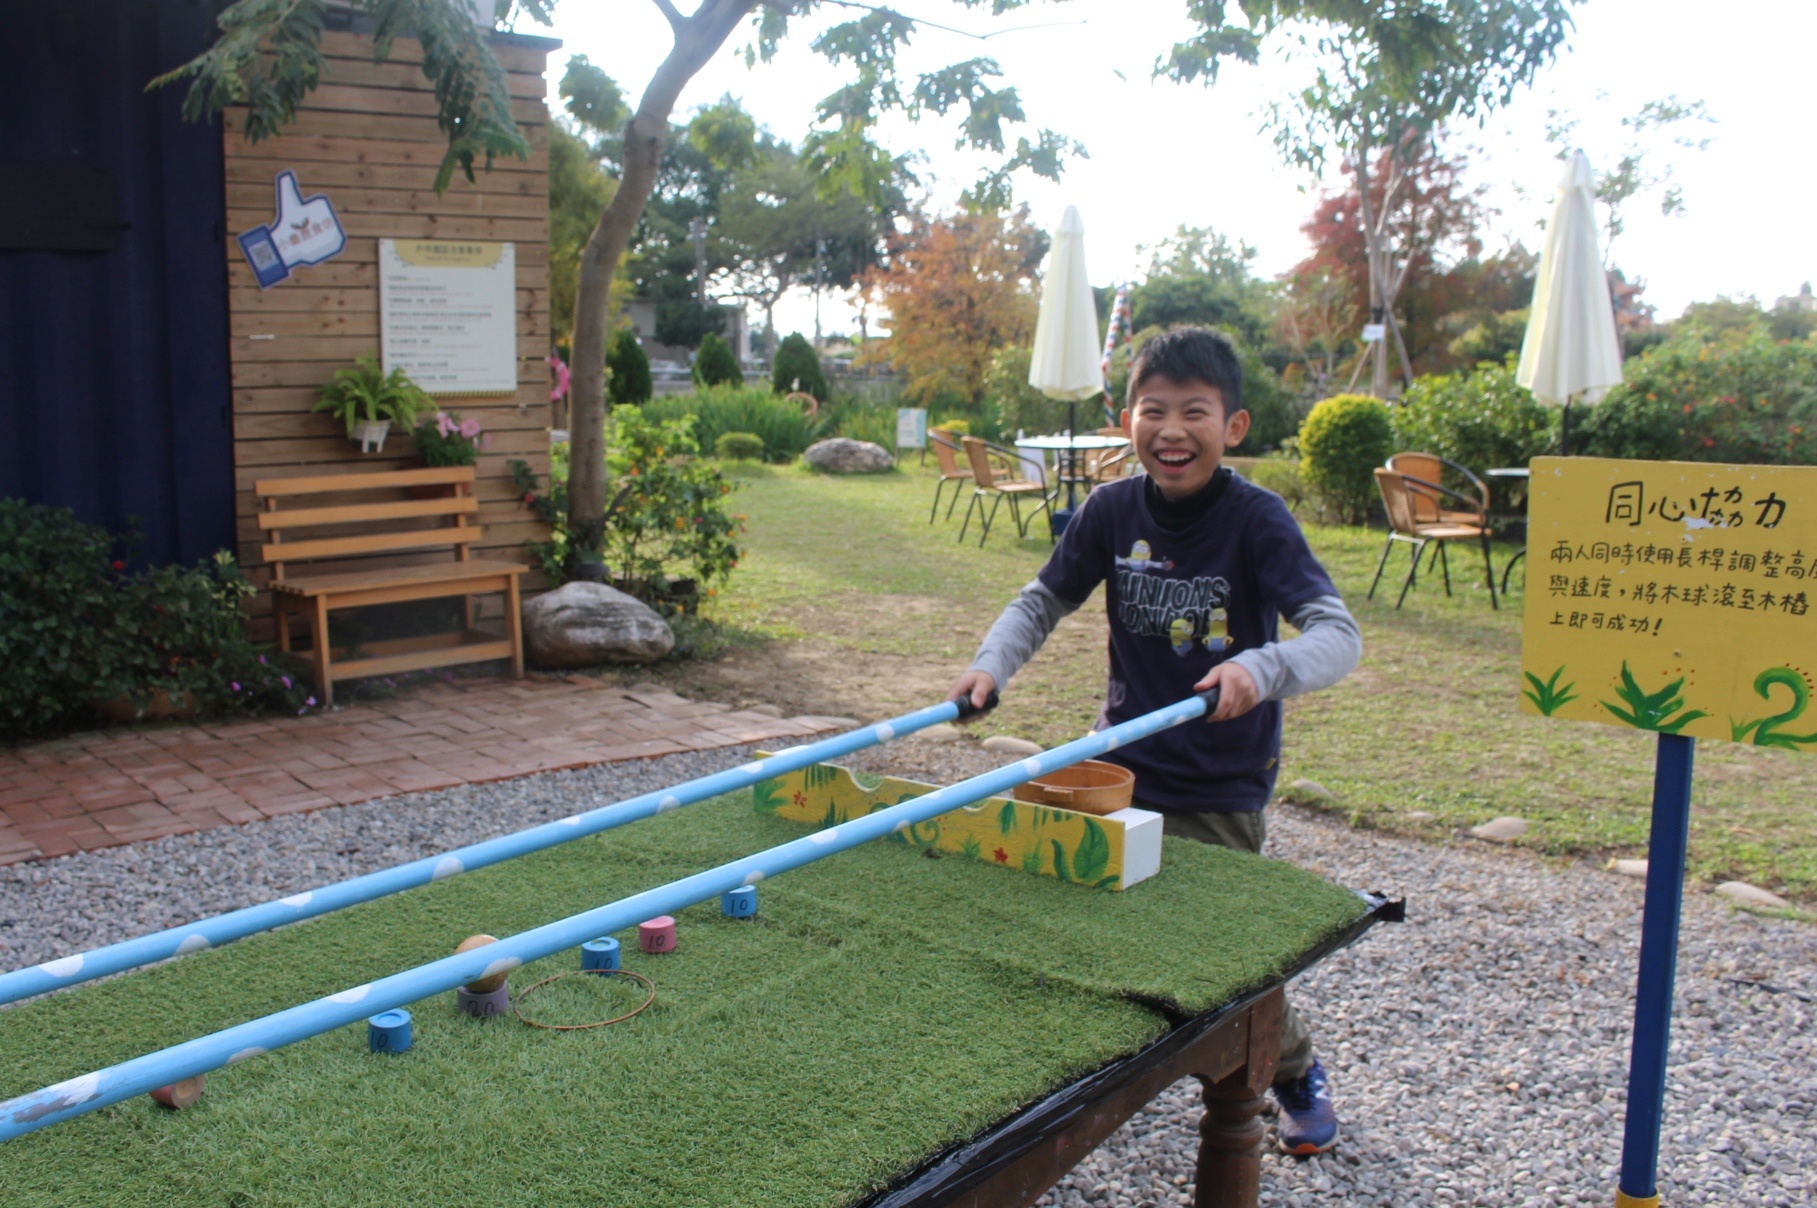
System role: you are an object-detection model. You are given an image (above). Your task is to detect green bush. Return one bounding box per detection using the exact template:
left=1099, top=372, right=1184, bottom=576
left=771, top=332, right=830, bottom=402
left=1393, top=359, right=1555, bottom=475
left=1241, top=455, right=1312, bottom=518
left=1298, top=393, right=1395, bottom=524
left=693, top=332, right=743, bottom=388
left=514, top=410, right=746, bottom=613
left=823, top=400, right=898, bottom=449
left=1575, top=329, right=1817, bottom=465
left=0, top=501, right=312, bottom=739
left=931, top=418, right=970, bottom=437
left=986, top=345, right=1081, bottom=437
left=643, top=385, right=818, bottom=462
left=714, top=431, right=765, bottom=461
left=607, top=329, right=653, bottom=405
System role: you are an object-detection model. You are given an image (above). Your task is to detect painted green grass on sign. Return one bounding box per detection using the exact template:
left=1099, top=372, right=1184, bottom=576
left=0, top=795, right=1365, bottom=1208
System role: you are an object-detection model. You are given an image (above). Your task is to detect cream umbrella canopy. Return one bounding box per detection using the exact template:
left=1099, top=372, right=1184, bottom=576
left=1028, top=205, right=1104, bottom=517
left=1516, top=150, right=1625, bottom=454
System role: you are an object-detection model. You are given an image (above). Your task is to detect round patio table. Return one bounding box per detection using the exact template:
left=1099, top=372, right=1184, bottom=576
left=1486, top=466, right=1530, bottom=593
left=1014, top=433, right=1130, bottom=494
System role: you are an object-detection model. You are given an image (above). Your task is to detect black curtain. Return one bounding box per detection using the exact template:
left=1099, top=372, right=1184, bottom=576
left=0, top=0, right=235, bottom=566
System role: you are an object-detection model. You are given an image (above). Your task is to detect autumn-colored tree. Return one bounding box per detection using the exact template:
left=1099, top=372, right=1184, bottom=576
left=1286, top=139, right=1545, bottom=382
left=863, top=207, right=1045, bottom=405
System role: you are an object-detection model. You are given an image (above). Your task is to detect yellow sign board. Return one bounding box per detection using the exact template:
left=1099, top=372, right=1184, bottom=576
left=1520, top=456, right=1817, bottom=749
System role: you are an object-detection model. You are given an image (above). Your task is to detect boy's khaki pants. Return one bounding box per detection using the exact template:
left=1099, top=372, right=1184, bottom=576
left=1150, top=806, right=1316, bottom=1086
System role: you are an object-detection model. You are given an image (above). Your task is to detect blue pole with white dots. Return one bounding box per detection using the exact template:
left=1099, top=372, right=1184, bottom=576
left=0, top=689, right=1213, bottom=1142
left=0, top=698, right=990, bottom=1007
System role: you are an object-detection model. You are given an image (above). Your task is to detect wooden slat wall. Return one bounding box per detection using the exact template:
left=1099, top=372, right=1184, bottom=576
left=224, top=30, right=555, bottom=625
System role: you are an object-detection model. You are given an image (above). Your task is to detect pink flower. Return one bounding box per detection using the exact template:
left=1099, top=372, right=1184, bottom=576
left=549, top=354, right=571, bottom=401
left=459, top=417, right=482, bottom=440
left=436, top=412, right=457, bottom=437
left=230, top=682, right=241, bottom=692
left=280, top=675, right=292, bottom=688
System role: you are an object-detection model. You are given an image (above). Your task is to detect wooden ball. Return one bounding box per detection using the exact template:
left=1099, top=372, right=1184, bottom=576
left=456, top=934, right=509, bottom=993
left=150, top=1075, right=205, bottom=1110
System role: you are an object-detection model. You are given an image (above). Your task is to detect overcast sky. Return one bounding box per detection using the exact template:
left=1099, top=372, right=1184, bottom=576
left=538, top=0, right=1817, bottom=339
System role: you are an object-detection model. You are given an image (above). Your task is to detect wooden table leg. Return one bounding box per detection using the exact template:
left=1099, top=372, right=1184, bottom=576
left=1194, top=988, right=1285, bottom=1208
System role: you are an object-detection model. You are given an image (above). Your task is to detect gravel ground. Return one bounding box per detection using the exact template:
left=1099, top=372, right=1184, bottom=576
left=3, top=733, right=1813, bottom=1207
left=0, top=745, right=760, bottom=974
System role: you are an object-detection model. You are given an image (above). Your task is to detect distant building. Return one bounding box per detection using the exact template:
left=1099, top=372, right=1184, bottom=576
left=1774, top=282, right=1817, bottom=313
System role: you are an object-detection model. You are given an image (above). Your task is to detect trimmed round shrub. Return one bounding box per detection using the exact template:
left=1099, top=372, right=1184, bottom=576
left=1298, top=393, right=1394, bottom=525
left=714, top=431, right=765, bottom=461
left=771, top=332, right=830, bottom=402
left=606, top=328, right=653, bottom=404
left=1393, top=360, right=1554, bottom=474
left=693, top=332, right=743, bottom=388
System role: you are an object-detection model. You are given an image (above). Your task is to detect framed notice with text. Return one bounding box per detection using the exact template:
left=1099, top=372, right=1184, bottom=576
left=378, top=239, right=517, bottom=396
left=1521, top=455, right=1817, bottom=748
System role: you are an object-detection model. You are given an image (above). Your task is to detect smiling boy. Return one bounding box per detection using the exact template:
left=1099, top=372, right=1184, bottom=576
left=949, top=326, right=1362, bottom=1154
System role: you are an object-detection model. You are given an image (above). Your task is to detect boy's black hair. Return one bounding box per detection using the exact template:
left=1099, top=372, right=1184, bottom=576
left=1126, top=326, right=1243, bottom=414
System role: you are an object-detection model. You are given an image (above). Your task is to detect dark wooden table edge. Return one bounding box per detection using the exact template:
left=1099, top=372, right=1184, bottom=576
left=858, top=894, right=1401, bottom=1208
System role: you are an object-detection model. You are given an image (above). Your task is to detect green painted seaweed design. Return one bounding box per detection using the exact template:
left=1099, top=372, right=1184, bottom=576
left=1602, top=662, right=1708, bottom=734
left=1731, top=668, right=1817, bottom=750
left=751, top=779, right=785, bottom=813
left=1522, top=666, right=1579, bottom=716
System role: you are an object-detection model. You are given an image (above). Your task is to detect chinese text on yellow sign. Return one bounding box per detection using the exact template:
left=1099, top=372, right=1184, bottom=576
left=1521, top=456, right=1817, bottom=750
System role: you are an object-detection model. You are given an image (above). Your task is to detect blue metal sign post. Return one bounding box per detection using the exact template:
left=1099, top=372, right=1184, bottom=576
left=1615, top=734, right=1695, bottom=1208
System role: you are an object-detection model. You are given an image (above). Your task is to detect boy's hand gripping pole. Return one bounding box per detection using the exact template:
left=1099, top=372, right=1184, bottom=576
left=0, top=699, right=982, bottom=1006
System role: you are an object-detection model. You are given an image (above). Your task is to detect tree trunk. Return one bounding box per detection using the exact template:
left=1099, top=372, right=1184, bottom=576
left=566, top=0, right=757, bottom=545
left=1352, top=139, right=1388, bottom=399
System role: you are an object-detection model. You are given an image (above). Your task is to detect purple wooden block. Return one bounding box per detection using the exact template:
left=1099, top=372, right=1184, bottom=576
left=455, top=983, right=510, bottom=1017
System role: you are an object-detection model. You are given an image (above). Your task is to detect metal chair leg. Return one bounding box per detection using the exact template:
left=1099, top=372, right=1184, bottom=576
left=1480, top=532, right=1500, bottom=610
left=979, top=493, right=1005, bottom=547
left=946, top=480, right=965, bottom=521
left=1438, top=542, right=1453, bottom=597
left=1500, top=546, right=1526, bottom=596
left=1367, top=534, right=1397, bottom=601
left=929, top=478, right=947, bottom=525
left=1396, top=538, right=1427, bottom=608
left=958, top=491, right=981, bottom=543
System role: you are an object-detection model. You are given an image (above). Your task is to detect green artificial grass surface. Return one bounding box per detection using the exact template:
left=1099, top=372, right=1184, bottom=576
left=0, top=792, right=1365, bottom=1207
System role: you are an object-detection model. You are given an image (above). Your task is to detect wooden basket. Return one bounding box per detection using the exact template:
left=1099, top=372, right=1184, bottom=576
left=1011, top=759, right=1135, bottom=816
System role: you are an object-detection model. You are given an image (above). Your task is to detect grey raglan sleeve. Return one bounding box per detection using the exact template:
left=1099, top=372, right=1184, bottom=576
left=1225, top=594, right=1362, bottom=702
left=967, top=579, right=1081, bottom=688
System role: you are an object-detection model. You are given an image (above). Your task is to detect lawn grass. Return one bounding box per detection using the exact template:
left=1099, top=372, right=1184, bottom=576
left=0, top=795, right=1363, bottom=1206
left=663, top=460, right=1817, bottom=903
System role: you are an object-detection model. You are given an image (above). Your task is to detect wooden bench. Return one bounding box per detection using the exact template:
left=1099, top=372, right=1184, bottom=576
left=255, top=466, right=527, bottom=706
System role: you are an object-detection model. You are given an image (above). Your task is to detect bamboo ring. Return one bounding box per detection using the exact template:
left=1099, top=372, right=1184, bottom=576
left=511, top=968, right=657, bottom=1031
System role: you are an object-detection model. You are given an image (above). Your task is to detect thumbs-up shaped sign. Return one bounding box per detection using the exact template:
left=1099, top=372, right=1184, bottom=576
left=236, top=170, right=346, bottom=289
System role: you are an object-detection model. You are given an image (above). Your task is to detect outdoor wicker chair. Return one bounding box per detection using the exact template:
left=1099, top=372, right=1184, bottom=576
left=927, top=430, right=974, bottom=524
left=958, top=436, right=1055, bottom=546
left=1369, top=466, right=1499, bottom=610
left=1386, top=451, right=1492, bottom=527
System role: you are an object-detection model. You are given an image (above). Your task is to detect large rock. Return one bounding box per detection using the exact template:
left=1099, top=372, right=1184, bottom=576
left=522, top=582, right=674, bottom=668
left=803, top=438, right=894, bottom=474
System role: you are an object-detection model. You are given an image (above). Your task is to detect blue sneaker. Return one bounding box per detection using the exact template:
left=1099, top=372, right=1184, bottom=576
left=1272, top=1059, right=1339, bottom=1154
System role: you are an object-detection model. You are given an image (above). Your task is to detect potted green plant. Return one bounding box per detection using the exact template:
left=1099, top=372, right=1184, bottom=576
left=313, top=354, right=433, bottom=452
left=409, top=412, right=483, bottom=496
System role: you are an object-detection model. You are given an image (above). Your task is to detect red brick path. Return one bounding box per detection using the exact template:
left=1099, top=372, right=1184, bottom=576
left=0, top=678, right=848, bottom=865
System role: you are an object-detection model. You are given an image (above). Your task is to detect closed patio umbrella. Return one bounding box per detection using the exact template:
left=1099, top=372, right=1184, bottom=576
left=1516, top=150, right=1624, bottom=454
left=1029, top=205, right=1104, bottom=526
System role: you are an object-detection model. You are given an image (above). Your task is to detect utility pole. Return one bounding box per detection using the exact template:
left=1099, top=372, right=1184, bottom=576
left=813, top=234, right=826, bottom=348
left=689, top=217, right=708, bottom=309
